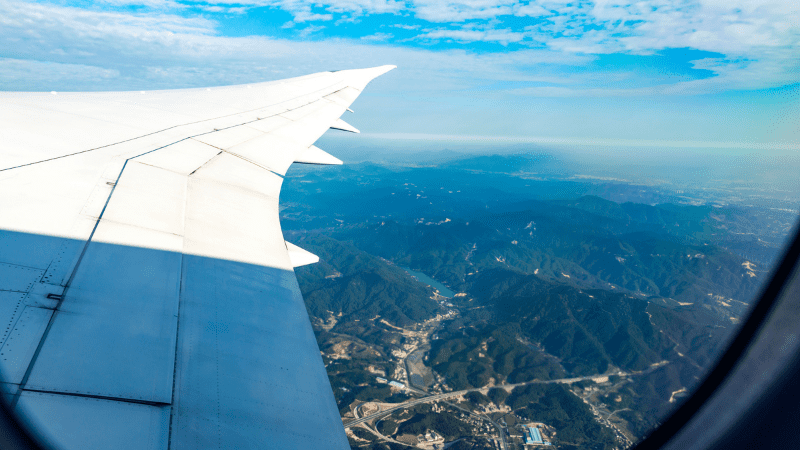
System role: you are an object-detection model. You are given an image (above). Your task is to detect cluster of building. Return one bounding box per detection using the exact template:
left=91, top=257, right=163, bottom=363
left=417, top=431, right=442, bottom=443
left=375, top=377, right=405, bottom=389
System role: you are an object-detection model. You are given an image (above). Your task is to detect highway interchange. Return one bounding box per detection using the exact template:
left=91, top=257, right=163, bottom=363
left=344, top=364, right=669, bottom=449
left=345, top=374, right=617, bottom=428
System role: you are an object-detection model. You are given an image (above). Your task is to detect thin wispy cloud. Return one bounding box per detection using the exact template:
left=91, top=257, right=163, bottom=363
left=418, top=27, right=526, bottom=45
left=412, top=0, right=516, bottom=22
left=361, top=32, right=394, bottom=42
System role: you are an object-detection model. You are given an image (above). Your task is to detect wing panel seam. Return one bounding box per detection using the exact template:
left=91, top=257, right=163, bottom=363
left=10, top=157, right=132, bottom=408
left=21, top=388, right=171, bottom=407
left=166, top=173, right=192, bottom=450
left=1, top=80, right=346, bottom=173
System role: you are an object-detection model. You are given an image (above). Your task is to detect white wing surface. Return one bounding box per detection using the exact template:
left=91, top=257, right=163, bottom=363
left=0, top=65, right=395, bottom=449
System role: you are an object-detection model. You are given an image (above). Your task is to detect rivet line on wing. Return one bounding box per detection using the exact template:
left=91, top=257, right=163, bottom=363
left=11, top=156, right=131, bottom=408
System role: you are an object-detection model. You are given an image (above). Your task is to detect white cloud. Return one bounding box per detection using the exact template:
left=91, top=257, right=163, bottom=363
left=207, top=0, right=404, bottom=22
left=0, top=0, right=570, bottom=91
left=501, top=0, right=800, bottom=93
left=52, top=0, right=797, bottom=73
left=513, top=3, right=550, bottom=17
left=0, top=0, right=217, bottom=40
left=297, top=24, right=325, bottom=37
left=320, top=0, right=405, bottom=14
left=411, top=0, right=514, bottom=22
left=91, top=0, right=186, bottom=9
left=293, top=10, right=334, bottom=22
left=392, top=24, right=422, bottom=30
left=532, top=0, right=800, bottom=57
left=0, top=58, right=119, bottom=91
left=361, top=32, right=394, bottom=41
left=0, top=0, right=797, bottom=98
left=0, top=0, right=795, bottom=147
left=397, top=0, right=800, bottom=67
left=418, top=26, right=526, bottom=44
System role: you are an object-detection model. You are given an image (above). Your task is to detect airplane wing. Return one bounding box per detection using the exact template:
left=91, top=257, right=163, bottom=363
left=0, top=65, right=395, bottom=450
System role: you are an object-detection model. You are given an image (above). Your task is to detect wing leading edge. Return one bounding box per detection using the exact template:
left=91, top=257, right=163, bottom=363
left=0, top=65, right=395, bottom=449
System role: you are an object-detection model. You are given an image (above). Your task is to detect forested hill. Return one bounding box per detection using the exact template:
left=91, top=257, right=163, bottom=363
left=336, top=197, right=763, bottom=312
left=293, top=235, right=441, bottom=326
left=463, top=267, right=729, bottom=377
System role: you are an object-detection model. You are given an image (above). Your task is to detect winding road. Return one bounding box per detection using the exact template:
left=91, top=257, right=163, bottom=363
left=344, top=373, right=622, bottom=428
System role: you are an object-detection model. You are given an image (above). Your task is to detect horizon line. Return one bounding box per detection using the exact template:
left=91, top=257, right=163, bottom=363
left=357, top=133, right=800, bottom=151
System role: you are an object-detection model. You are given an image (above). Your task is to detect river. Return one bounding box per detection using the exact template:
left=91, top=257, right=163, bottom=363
left=401, top=267, right=455, bottom=298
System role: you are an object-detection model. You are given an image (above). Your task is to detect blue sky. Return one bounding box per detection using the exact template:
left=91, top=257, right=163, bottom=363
left=1, top=0, right=798, bottom=148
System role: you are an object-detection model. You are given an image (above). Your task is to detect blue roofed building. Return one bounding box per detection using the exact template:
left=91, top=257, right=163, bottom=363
left=525, top=426, right=543, bottom=445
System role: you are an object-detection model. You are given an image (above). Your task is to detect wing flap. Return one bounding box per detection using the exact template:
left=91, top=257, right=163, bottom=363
left=17, top=391, right=170, bottom=450
left=24, top=162, right=186, bottom=403
left=24, top=227, right=183, bottom=403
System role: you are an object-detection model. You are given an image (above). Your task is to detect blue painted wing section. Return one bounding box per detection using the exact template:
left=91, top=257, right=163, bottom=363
left=25, top=240, right=181, bottom=404
left=17, top=391, right=170, bottom=450
left=170, top=255, right=349, bottom=449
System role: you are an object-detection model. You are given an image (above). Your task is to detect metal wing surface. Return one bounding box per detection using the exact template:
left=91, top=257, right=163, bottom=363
left=0, top=65, right=395, bottom=450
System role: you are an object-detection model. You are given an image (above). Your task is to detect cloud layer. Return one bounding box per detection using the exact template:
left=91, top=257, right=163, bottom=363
left=0, top=0, right=797, bottom=145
